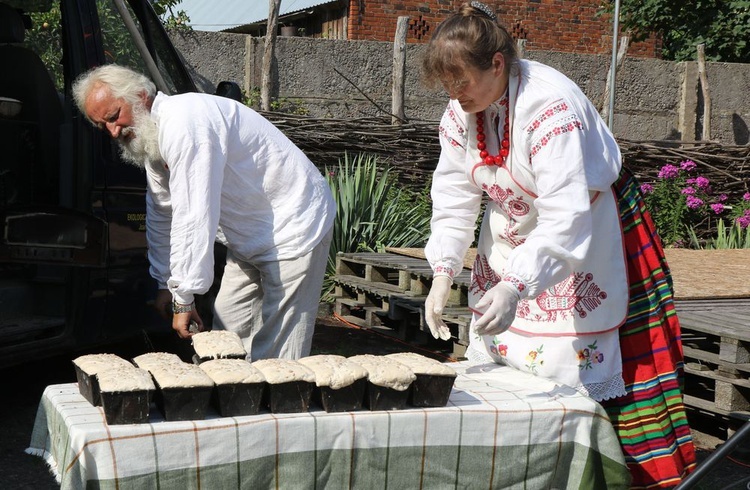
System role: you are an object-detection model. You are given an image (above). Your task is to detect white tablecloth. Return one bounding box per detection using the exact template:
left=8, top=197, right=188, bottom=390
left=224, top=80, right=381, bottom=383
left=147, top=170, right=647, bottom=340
left=27, top=361, right=630, bottom=489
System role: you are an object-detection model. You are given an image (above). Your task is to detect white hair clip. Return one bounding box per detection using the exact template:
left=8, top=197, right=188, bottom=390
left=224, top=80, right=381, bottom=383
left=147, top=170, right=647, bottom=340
left=470, top=1, right=497, bottom=21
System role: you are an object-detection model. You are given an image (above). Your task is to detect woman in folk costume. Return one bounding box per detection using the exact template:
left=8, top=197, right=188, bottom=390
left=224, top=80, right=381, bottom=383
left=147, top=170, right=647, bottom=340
left=421, top=2, right=696, bottom=487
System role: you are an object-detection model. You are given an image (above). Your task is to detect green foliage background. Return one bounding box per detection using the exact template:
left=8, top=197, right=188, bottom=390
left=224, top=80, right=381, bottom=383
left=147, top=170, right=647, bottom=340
left=602, top=0, right=750, bottom=62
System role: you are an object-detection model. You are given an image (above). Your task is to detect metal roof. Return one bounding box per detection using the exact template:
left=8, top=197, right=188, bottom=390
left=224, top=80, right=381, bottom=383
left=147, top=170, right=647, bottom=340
left=176, top=0, right=334, bottom=32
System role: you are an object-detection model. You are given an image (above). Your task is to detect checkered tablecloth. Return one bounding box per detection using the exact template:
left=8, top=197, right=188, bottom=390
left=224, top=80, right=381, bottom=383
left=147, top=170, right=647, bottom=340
left=27, top=361, right=629, bottom=489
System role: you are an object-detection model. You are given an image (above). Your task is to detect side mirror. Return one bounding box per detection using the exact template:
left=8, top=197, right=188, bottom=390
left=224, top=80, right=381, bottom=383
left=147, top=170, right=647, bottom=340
left=215, top=81, right=242, bottom=102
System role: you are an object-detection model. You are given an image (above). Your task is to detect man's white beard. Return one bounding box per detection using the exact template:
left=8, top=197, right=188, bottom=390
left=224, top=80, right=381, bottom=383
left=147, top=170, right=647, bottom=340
left=117, top=105, right=161, bottom=168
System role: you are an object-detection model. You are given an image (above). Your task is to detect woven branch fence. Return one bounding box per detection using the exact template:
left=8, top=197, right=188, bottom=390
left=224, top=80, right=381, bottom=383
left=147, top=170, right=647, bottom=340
left=261, top=112, right=750, bottom=201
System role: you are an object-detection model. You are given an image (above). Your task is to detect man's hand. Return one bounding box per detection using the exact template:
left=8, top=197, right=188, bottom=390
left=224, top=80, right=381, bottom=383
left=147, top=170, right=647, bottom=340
left=154, top=289, right=172, bottom=320
left=472, top=282, right=520, bottom=336
left=424, top=275, right=453, bottom=340
left=172, top=309, right=204, bottom=339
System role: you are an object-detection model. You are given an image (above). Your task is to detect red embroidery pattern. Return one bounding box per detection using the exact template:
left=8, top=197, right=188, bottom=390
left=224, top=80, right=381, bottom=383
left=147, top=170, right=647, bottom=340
left=525, top=100, right=569, bottom=134
left=516, top=272, right=607, bottom=322
left=482, top=183, right=530, bottom=247
left=469, top=254, right=501, bottom=295
left=529, top=115, right=583, bottom=157
left=438, top=106, right=466, bottom=148
left=433, top=265, right=455, bottom=279
left=502, top=273, right=526, bottom=294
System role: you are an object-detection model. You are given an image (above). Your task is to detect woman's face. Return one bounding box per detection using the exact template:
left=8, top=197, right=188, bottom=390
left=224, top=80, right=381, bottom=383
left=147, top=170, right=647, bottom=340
left=441, top=52, right=507, bottom=113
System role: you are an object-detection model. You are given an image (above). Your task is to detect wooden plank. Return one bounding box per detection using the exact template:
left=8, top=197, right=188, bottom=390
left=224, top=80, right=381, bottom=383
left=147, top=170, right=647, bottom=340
left=683, top=346, right=750, bottom=374
left=334, top=274, right=405, bottom=295
left=685, top=364, right=750, bottom=389
left=684, top=394, right=732, bottom=417
left=679, top=313, right=750, bottom=342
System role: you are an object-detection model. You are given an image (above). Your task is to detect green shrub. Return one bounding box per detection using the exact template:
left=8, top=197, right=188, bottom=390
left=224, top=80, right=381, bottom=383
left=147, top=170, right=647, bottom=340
left=323, top=153, right=432, bottom=299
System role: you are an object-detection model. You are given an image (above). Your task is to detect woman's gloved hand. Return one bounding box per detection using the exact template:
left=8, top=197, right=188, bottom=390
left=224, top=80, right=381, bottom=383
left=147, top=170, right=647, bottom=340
left=473, top=282, right=520, bottom=336
left=424, top=275, right=453, bottom=340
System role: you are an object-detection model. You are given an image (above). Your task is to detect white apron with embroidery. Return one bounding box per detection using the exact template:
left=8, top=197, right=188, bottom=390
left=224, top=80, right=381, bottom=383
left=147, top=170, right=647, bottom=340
left=465, top=81, right=629, bottom=401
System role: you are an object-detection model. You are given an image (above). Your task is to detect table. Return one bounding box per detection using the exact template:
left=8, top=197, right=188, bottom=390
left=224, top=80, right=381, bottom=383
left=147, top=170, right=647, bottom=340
left=27, top=361, right=630, bottom=489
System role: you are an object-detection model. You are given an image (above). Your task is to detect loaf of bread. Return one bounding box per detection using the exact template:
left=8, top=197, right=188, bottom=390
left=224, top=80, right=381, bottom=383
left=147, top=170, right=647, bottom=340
left=298, top=355, right=368, bottom=412
left=252, top=358, right=315, bottom=413
left=199, top=359, right=266, bottom=416
left=96, top=365, right=155, bottom=425
left=191, top=330, right=247, bottom=362
left=348, top=354, right=416, bottom=411
left=136, top=357, right=214, bottom=421
left=386, top=352, right=457, bottom=407
left=132, top=352, right=183, bottom=371
left=72, top=353, right=134, bottom=406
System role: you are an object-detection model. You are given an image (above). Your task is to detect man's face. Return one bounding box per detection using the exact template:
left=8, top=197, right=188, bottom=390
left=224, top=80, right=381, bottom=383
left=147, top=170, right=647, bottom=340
left=84, top=84, right=137, bottom=140
left=84, top=84, right=160, bottom=167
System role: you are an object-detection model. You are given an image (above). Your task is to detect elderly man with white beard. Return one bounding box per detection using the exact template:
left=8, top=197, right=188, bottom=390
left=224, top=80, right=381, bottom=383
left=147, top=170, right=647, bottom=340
left=72, top=64, right=336, bottom=361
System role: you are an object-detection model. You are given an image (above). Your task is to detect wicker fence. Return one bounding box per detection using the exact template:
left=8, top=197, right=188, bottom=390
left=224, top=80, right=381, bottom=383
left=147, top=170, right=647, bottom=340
left=263, top=111, right=750, bottom=201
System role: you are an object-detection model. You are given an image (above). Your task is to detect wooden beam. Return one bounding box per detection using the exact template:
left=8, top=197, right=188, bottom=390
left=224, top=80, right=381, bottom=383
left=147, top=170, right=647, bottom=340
left=391, top=16, right=409, bottom=125
left=697, top=43, right=712, bottom=141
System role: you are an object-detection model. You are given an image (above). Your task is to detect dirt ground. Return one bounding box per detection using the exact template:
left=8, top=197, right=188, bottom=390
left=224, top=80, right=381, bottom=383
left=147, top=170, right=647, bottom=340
left=4, top=315, right=750, bottom=489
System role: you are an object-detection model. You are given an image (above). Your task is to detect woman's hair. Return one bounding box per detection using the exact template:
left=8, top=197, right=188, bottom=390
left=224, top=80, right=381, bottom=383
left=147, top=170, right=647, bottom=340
left=422, top=2, right=518, bottom=89
left=72, top=64, right=157, bottom=120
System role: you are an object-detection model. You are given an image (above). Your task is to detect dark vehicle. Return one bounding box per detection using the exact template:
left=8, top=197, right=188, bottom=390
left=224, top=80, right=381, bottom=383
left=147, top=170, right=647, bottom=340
left=0, top=0, right=215, bottom=367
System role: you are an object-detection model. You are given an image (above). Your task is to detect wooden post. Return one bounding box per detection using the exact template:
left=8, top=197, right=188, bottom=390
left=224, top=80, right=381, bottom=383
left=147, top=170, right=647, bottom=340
left=697, top=43, right=712, bottom=141
left=261, top=0, right=281, bottom=111
left=601, top=35, right=629, bottom=125
left=516, top=38, right=526, bottom=59
left=392, top=16, right=409, bottom=125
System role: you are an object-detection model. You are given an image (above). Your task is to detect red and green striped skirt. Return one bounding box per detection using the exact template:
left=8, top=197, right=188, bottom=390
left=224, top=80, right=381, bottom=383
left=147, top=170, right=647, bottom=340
left=601, top=168, right=697, bottom=488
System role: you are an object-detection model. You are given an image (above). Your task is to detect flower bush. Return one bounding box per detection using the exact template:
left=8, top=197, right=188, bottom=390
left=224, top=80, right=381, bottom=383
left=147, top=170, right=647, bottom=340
left=640, top=160, right=750, bottom=248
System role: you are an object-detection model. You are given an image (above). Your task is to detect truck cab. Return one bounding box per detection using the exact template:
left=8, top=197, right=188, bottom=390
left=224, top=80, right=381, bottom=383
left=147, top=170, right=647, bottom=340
left=0, top=0, right=200, bottom=367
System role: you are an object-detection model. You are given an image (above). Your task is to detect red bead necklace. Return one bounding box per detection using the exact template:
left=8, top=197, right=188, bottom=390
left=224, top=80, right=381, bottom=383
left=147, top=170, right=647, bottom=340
left=476, top=106, right=510, bottom=167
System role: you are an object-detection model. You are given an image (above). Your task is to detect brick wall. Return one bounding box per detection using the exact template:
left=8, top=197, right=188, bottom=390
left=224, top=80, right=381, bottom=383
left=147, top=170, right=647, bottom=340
left=348, top=0, right=660, bottom=58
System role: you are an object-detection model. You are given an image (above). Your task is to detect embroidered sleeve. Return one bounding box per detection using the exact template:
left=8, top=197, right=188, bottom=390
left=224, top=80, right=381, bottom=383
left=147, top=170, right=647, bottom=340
left=438, top=102, right=467, bottom=150
left=425, top=101, right=483, bottom=280
left=524, top=99, right=583, bottom=160
left=501, top=273, right=528, bottom=299
left=502, top=96, right=594, bottom=298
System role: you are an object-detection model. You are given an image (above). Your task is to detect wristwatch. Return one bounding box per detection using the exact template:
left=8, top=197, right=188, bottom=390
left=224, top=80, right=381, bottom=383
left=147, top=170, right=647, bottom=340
left=172, top=301, right=194, bottom=314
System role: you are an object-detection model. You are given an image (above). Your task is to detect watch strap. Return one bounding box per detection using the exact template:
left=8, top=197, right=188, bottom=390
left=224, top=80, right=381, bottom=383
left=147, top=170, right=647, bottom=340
left=172, top=301, right=194, bottom=314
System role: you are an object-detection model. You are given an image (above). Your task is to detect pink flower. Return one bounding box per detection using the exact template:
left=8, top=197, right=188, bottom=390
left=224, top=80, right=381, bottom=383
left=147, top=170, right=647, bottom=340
left=718, top=194, right=728, bottom=202
left=738, top=212, right=750, bottom=229
left=686, top=195, right=704, bottom=209
left=710, top=203, right=725, bottom=214
left=681, top=187, right=696, bottom=195
left=744, top=192, right=750, bottom=201
left=694, top=176, right=711, bottom=192
left=658, top=164, right=680, bottom=179
left=680, top=160, right=697, bottom=172
left=640, top=183, right=654, bottom=194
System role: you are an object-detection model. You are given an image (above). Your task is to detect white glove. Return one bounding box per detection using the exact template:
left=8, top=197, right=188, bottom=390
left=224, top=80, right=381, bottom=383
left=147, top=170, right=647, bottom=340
left=424, top=275, right=453, bottom=340
left=473, top=282, right=520, bottom=336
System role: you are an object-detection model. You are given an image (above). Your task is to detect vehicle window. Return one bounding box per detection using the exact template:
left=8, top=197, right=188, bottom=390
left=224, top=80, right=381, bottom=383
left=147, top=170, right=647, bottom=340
left=105, top=0, right=195, bottom=95
left=25, top=6, right=64, bottom=91
left=97, top=0, right=150, bottom=78
left=26, top=0, right=194, bottom=95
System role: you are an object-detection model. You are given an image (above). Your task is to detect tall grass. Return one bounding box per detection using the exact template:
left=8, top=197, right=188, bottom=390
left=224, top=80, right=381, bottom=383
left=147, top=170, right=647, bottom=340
left=688, top=219, right=750, bottom=249
left=323, top=153, right=432, bottom=299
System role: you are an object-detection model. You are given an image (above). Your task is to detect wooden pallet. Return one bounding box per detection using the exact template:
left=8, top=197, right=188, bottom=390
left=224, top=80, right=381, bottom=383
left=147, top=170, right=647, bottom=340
left=677, top=299, right=750, bottom=418
left=331, top=251, right=750, bottom=420
left=333, top=252, right=471, bottom=346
